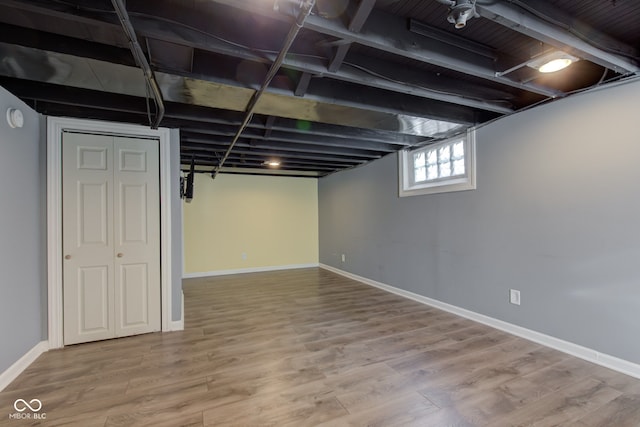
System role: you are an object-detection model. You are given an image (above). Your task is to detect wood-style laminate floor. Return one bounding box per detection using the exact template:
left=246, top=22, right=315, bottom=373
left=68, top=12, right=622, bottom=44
left=2, top=268, right=640, bottom=426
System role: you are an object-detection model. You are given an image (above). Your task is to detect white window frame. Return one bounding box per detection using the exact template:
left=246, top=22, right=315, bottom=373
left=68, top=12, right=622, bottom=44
left=399, top=129, right=476, bottom=197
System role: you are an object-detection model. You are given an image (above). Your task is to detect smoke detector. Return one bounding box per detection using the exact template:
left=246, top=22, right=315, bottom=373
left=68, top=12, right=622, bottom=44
left=6, top=108, right=24, bottom=129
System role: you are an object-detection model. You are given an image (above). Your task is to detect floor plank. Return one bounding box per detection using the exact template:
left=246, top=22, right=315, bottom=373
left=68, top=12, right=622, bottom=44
left=1, top=268, right=639, bottom=426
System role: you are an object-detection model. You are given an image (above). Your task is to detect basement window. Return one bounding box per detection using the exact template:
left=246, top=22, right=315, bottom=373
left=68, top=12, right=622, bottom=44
left=399, top=130, right=476, bottom=197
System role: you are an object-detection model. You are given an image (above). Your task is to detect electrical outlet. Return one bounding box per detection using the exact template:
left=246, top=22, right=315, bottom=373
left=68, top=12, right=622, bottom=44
left=341, top=254, right=346, bottom=262
left=510, top=289, right=521, bottom=305
left=241, top=252, right=247, bottom=260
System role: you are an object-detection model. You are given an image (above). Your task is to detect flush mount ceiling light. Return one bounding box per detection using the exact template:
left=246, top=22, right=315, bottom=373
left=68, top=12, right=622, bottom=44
left=527, top=51, right=579, bottom=73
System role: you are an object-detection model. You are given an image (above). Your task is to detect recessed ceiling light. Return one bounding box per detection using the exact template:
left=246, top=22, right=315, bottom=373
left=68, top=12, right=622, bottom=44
left=264, top=160, right=281, bottom=167
left=527, top=51, right=579, bottom=73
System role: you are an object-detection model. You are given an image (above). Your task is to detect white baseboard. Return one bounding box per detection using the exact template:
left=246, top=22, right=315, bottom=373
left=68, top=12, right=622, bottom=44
left=320, top=264, right=640, bottom=380
left=0, top=341, right=49, bottom=391
left=169, top=319, right=184, bottom=331
left=183, top=263, right=319, bottom=279
left=168, top=290, right=185, bottom=331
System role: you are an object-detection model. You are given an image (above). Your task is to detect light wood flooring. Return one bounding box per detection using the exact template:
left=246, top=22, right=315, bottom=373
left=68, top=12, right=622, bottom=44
left=2, top=268, right=640, bottom=426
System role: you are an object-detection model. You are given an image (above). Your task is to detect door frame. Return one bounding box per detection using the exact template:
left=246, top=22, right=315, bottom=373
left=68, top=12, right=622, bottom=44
left=47, top=117, right=173, bottom=349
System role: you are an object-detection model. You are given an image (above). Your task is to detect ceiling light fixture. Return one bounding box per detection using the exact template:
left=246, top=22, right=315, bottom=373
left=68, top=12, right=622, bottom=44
left=264, top=160, right=281, bottom=167
left=527, top=51, right=579, bottom=73
left=437, top=0, right=478, bottom=29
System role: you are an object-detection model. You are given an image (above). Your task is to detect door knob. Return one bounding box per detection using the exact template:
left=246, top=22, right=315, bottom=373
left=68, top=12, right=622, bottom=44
left=117, top=253, right=124, bottom=258
left=64, top=254, right=71, bottom=260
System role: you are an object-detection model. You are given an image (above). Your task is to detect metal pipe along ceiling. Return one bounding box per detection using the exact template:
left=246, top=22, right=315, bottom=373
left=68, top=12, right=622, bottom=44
left=211, top=0, right=317, bottom=180
left=111, top=0, right=165, bottom=129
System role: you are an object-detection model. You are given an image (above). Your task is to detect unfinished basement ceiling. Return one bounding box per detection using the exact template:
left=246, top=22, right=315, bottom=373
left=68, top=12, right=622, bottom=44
left=0, top=0, right=638, bottom=177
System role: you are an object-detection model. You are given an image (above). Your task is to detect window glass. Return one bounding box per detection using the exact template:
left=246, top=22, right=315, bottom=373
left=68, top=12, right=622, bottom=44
left=399, top=130, right=476, bottom=197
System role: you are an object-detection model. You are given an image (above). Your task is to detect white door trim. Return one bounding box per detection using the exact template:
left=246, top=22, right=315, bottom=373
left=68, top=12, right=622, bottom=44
left=47, top=117, right=173, bottom=349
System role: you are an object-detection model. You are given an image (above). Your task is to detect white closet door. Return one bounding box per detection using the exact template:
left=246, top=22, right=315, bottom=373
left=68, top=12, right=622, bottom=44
left=62, top=133, right=116, bottom=344
left=62, top=132, right=160, bottom=345
left=113, top=136, right=160, bottom=337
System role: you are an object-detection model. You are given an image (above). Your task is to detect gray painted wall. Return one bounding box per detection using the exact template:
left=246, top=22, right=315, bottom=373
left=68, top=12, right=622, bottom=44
left=170, top=128, right=183, bottom=322
left=319, top=78, right=640, bottom=363
left=0, top=86, right=44, bottom=373
left=0, top=101, right=182, bottom=376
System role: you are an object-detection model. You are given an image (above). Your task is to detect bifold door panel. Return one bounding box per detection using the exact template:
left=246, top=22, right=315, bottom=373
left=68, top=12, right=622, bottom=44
left=62, top=132, right=160, bottom=345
